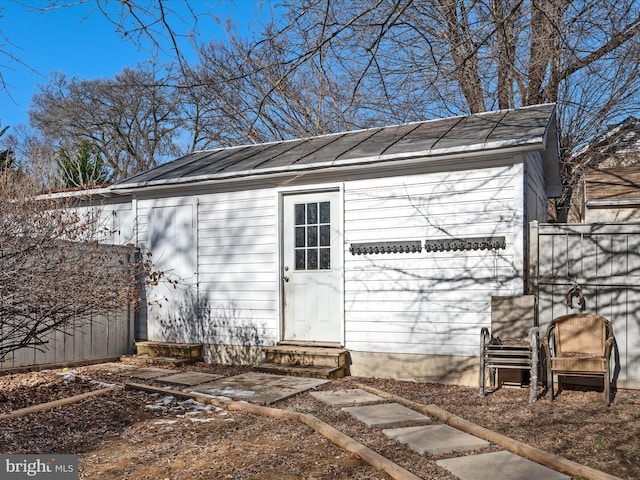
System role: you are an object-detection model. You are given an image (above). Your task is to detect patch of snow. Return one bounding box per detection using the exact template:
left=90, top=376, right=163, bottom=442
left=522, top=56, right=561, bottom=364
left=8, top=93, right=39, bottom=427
left=188, top=391, right=217, bottom=398
left=203, top=387, right=255, bottom=398
left=89, top=380, right=116, bottom=388
left=56, top=370, right=78, bottom=381
left=189, top=391, right=233, bottom=402
left=154, top=420, right=178, bottom=425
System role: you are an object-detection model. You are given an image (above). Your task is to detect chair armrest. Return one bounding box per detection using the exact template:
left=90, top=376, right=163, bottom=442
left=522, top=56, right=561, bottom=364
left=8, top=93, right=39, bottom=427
left=605, top=336, right=614, bottom=357
left=480, top=327, right=490, bottom=345
left=542, top=336, right=553, bottom=361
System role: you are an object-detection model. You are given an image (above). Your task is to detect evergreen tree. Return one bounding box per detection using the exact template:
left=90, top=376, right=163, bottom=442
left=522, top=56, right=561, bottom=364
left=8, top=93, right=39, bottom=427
left=56, top=140, right=110, bottom=188
left=0, top=125, right=16, bottom=171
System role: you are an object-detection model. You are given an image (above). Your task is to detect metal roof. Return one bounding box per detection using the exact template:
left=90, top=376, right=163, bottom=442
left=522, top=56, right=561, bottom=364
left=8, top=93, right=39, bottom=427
left=114, top=103, right=558, bottom=190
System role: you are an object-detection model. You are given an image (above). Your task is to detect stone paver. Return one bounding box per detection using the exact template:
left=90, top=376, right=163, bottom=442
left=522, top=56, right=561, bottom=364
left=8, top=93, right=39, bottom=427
left=156, top=372, right=224, bottom=386
left=310, top=389, right=384, bottom=407
left=383, top=424, right=490, bottom=455
left=342, top=402, right=430, bottom=428
left=436, top=451, right=570, bottom=480
left=191, top=372, right=329, bottom=405
left=125, top=367, right=178, bottom=380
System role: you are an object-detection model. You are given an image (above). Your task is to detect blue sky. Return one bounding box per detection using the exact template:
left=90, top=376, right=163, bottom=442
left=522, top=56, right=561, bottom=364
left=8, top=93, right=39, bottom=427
left=0, top=1, right=271, bottom=129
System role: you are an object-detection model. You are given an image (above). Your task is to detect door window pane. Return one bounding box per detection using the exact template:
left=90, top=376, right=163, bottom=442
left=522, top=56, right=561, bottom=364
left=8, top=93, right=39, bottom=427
left=307, top=203, right=318, bottom=224
left=319, top=225, right=330, bottom=246
left=320, top=248, right=331, bottom=269
left=307, top=249, right=318, bottom=269
left=295, top=227, right=305, bottom=248
left=295, top=204, right=305, bottom=225
left=319, top=202, right=330, bottom=223
left=307, top=226, right=318, bottom=247
left=295, top=250, right=306, bottom=270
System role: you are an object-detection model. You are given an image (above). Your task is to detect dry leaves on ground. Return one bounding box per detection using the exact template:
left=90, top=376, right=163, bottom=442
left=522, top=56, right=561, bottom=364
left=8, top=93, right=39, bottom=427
left=0, top=363, right=637, bottom=480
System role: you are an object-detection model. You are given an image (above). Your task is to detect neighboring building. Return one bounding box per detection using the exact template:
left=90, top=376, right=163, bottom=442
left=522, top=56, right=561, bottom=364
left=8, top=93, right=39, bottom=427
left=78, top=104, right=561, bottom=386
left=571, top=116, right=640, bottom=222
left=584, top=167, right=640, bottom=222
left=591, top=116, right=640, bottom=168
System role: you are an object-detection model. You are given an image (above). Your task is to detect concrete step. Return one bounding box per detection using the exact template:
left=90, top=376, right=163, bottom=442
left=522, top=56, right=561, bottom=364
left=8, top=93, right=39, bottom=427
left=120, top=354, right=200, bottom=367
left=263, top=345, right=349, bottom=368
left=252, top=362, right=348, bottom=379
left=135, top=341, right=203, bottom=360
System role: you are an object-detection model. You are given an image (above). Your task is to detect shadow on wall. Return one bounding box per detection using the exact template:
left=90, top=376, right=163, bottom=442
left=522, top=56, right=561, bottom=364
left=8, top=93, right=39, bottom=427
left=157, top=289, right=264, bottom=365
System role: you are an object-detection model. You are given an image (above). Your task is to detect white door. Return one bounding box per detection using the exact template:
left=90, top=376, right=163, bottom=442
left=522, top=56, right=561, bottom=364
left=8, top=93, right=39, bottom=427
left=145, top=203, right=196, bottom=341
left=282, top=191, right=343, bottom=344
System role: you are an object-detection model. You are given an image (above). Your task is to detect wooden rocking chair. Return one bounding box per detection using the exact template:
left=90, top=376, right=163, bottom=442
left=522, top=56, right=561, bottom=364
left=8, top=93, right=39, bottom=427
left=543, top=313, right=614, bottom=405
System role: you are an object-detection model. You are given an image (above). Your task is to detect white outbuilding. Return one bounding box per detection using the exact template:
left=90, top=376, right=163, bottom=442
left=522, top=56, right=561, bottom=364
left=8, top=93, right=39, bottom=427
left=98, top=103, right=561, bottom=385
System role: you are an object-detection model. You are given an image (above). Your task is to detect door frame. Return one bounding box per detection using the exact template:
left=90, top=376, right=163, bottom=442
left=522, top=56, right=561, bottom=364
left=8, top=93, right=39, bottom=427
left=277, top=185, right=345, bottom=346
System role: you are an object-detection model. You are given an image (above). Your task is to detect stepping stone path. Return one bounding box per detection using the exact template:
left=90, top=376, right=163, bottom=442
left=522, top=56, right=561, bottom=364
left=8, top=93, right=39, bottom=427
left=310, top=388, right=382, bottom=407
left=384, top=424, right=489, bottom=455
left=342, top=402, right=430, bottom=428
left=125, top=367, right=179, bottom=380
left=312, top=388, right=570, bottom=480
left=191, top=372, right=330, bottom=405
left=116, top=367, right=572, bottom=480
left=156, top=372, right=225, bottom=386
left=437, top=451, right=571, bottom=480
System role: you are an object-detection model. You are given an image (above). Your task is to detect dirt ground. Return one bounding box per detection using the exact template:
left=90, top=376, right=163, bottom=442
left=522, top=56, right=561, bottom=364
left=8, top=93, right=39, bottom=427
left=0, top=362, right=638, bottom=480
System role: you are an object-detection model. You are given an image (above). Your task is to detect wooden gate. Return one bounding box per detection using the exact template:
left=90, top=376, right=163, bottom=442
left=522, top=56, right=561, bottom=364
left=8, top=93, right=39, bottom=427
left=530, top=221, right=640, bottom=388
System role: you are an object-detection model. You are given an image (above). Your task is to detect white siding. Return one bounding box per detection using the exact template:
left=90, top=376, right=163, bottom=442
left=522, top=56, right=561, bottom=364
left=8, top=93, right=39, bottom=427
left=66, top=199, right=133, bottom=246
left=99, top=201, right=134, bottom=245
left=524, top=151, right=548, bottom=223
left=197, top=189, right=279, bottom=346
left=343, top=164, right=524, bottom=357
left=135, top=189, right=280, bottom=347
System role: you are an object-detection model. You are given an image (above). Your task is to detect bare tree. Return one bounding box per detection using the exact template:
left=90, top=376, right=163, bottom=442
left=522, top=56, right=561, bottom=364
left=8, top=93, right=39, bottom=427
left=226, top=0, right=640, bottom=219
left=29, top=62, right=184, bottom=180
left=0, top=174, right=152, bottom=361
left=6, top=1, right=639, bottom=219
left=179, top=26, right=381, bottom=150
left=1, top=125, right=61, bottom=191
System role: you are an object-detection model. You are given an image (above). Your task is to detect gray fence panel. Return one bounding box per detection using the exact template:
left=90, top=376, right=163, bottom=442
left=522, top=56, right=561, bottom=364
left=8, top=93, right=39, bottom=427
left=531, top=221, right=640, bottom=388
left=0, top=246, right=135, bottom=370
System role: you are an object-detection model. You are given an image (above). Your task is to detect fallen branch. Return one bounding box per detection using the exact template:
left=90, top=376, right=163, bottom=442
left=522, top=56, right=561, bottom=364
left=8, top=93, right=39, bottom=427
left=355, top=383, right=623, bottom=480
left=0, top=385, right=120, bottom=420
left=125, top=382, right=424, bottom=480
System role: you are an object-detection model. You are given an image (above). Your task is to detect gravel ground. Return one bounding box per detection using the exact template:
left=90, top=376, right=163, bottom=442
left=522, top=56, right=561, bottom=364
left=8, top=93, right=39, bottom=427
left=0, top=362, right=638, bottom=480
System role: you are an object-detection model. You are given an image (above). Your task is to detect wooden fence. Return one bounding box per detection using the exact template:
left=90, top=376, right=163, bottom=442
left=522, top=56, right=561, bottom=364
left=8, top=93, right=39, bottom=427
left=0, top=245, right=136, bottom=370
left=530, top=221, right=640, bottom=389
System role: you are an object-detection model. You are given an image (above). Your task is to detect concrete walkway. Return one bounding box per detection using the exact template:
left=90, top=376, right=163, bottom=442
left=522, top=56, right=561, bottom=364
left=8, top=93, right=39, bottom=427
left=311, top=388, right=570, bottom=480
